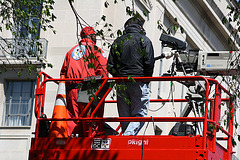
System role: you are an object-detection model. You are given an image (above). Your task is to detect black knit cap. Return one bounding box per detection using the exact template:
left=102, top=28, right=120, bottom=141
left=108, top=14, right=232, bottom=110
left=124, top=17, right=144, bottom=29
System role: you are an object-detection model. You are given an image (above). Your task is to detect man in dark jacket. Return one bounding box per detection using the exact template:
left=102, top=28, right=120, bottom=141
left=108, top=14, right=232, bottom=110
left=107, top=17, right=155, bottom=135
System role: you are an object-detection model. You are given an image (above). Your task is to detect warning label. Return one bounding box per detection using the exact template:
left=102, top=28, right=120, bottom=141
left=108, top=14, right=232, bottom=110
left=91, top=138, right=111, bottom=150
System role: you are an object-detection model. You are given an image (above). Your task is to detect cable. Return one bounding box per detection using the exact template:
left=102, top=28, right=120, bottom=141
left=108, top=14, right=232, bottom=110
left=170, top=81, right=177, bottom=117
left=141, top=119, right=150, bottom=160
left=68, top=0, right=109, bottom=78
left=149, top=81, right=173, bottom=112
left=151, top=116, right=155, bottom=135
left=68, top=0, right=90, bottom=28
left=148, top=102, right=165, bottom=112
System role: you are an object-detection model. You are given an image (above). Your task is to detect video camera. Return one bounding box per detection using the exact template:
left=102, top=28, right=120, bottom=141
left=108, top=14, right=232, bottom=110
left=160, top=33, right=187, bottom=50
left=158, top=33, right=197, bottom=74
left=158, top=33, right=238, bottom=76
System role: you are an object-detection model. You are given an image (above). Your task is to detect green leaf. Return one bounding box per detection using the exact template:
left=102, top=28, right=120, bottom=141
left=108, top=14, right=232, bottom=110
left=110, top=33, right=114, bottom=38
left=126, top=6, right=132, bottom=16
left=104, top=1, right=109, bottom=8
left=228, top=37, right=232, bottom=45
left=116, top=51, right=120, bottom=57
left=126, top=35, right=132, bottom=40
left=88, top=63, right=95, bottom=69
left=232, top=138, right=237, bottom=147
left=94, top=45, right=98, bottom=51
left=17, top=71, right=21, bottom=77
left=235, top=122, right=238, bottom=129
left=47, top=63, right=53, bottom=68
left=51, top=13, right=57, bottom=21
left=180, top=26, right=184, bottom=33
left=143, top=10, right=147, bottom=17
left=228, top=17, right=232, bottom=22
left=172, top=25, right=178, bottom=31
left=233, top=12, right=239, bottom=21
left=117, top=30, right=122, bottom=37
left=101, top=15, right=106, bottom=21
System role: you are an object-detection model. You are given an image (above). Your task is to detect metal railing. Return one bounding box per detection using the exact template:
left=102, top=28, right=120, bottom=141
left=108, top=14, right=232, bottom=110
left=0, top=38, right=48, bottom=59
left=33, top=72, right=234, bottom=158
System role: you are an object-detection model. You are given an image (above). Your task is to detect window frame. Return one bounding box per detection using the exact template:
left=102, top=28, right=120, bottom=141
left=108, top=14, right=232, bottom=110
left=137, top=0, right=153, bottom=12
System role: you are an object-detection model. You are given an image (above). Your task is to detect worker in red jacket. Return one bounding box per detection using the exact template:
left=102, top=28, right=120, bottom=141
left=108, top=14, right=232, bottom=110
left=60, top=26, right=108, bottom=136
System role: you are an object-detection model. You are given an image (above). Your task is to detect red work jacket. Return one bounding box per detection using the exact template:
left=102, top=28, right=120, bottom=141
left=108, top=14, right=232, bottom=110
left=60, top=38, right=108, bottom=84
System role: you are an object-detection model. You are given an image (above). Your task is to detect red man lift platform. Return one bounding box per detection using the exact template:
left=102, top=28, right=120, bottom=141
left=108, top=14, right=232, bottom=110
left=29, top=72, right=234, bottom=160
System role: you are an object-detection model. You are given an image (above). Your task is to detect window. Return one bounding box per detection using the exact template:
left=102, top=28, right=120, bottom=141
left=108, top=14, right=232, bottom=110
left=13, top=1, right=43, bottom=58
left=15, top=0, right=42, bottom=39
left=3, top=80, right=36, bottom=126
left=137, top=0, right=153, bottom=12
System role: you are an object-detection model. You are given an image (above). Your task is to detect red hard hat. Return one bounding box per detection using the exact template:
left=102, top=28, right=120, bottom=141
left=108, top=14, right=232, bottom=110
left=80, top=26, right=96, bottom=37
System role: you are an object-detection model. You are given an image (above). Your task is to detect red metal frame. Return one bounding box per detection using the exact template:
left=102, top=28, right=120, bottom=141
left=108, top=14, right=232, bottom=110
left=29, top=72, right=234, bottom=160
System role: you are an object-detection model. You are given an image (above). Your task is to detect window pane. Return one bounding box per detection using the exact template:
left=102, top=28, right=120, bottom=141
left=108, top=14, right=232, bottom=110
left=19, top=103, right=29, bottom=114
left=5, top=81, right=13, bottom=104
left=8, top=116, right=27, bottom=126
left=10, top=103, right=19, bottom=114
left=22, top=81, right=32, bottom=101
left=12, top=81, right=21, bottom=102
left=4, top=103, right=10, bottom=126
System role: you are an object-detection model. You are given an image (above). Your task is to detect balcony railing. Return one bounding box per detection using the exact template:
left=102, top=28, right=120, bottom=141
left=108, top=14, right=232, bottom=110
left=0, top=38, right=48, bottom=62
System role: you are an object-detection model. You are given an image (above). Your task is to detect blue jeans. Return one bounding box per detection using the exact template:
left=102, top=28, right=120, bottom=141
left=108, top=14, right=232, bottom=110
left=117, top=81, right=150, bottom=135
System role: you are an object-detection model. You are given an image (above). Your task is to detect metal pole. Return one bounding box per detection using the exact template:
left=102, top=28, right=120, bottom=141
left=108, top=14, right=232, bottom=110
left=157, top=44, right=164, bottom=98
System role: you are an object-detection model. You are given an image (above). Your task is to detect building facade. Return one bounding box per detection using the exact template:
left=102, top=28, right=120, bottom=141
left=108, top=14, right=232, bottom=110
left=0, top=0, right=239, bottom=159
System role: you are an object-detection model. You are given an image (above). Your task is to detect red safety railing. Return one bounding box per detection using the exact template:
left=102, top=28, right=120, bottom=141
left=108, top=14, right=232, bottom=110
left=33, top=72, right=234, bottom=159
